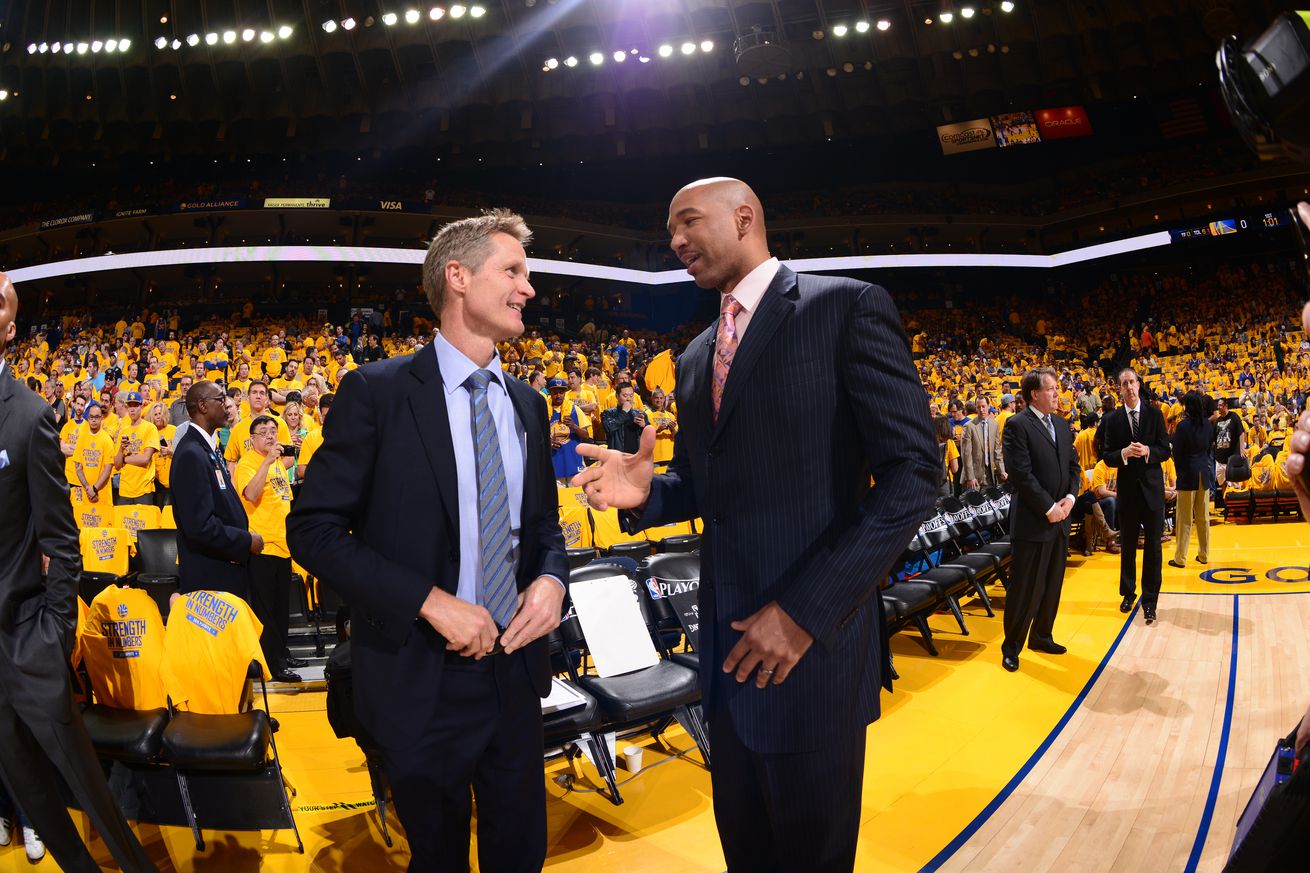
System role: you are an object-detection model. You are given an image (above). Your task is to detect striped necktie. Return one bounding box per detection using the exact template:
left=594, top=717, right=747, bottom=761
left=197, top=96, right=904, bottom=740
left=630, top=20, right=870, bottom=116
left=712, top=295, right=744, bottom=422
left=464, top=370, right=518, bottom=629
left=1129, top=409, right=1139, bottom=439
left=1043, top=414, right=1056, bottom=444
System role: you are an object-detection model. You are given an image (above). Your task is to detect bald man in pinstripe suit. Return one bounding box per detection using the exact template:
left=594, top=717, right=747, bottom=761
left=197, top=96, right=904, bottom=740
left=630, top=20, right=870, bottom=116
left=577, top=179, right=939, bottom=872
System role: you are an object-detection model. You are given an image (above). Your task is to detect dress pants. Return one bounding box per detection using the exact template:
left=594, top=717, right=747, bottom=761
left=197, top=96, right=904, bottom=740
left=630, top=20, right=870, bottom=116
left=708, top=690, right=866, bottom=873
left=0, top=671, right=158, bottom=873
left=1174, top=489, right=1210, bottom=564
left=248, top=553, right=291, bottom=674
left=1001, top=531, right=1067, bottom=659
left=1118, top=497, right=1164, bottom=607
left=381, top=651, right=546, bottom=873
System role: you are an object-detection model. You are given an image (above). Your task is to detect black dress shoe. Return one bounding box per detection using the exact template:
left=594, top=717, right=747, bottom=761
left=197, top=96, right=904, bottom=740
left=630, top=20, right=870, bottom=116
left=272, top=670, right=302, bottom=683
left=1167, top=559, right=1185, bottom=569
left=1119, top=594, right=1136, bottom=613
left=1143, top=605, right=1157, bottom=625
left=284, top=656, right=309, bottom=668
left=1197, top=556, right=1208, bottom=565
left=1002, top=654, right=1019, bottom=672
left=1028, top=640, right=1067, bottom=655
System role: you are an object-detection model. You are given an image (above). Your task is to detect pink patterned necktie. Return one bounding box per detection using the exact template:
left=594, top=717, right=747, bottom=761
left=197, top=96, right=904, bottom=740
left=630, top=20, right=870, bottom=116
left=712, top=294, right=744, bottom=422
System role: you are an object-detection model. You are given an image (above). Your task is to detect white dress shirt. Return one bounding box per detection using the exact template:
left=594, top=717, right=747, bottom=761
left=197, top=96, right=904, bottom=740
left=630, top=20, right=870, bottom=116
left=720, top=257, right=780, bottom=342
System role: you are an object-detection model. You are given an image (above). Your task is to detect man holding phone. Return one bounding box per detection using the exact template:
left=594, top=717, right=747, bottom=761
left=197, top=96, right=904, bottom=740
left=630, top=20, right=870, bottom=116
left=113, top=392, right=158, bottom=506
left=234, top=415, right=299, bottom=683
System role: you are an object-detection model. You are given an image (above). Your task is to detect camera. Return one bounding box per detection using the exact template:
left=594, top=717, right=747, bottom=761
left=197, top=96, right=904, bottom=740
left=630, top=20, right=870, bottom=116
left=1218, top=12, right=1310, bottom=163
left=281, top=445, right=298, bottom=458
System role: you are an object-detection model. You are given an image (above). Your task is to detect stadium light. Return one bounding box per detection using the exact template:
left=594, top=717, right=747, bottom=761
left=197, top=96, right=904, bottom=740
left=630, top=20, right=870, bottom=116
left=242, top=28, right=256, bottom=42
left=450, top=5, right=467, bottom=17
left=658, top=43, right=673, bottom=58
left=27, top=43, right=37, bottom=54
left=855, top=21, right=870, bottom=33
left=0, top=90, right=7, bottom=100
left=155, top=36, right=168, bottom=49
left=382, top=12, right=399, bottom=25
left=260, top=31, right=275, bottom=43
left=119, top=38, right=131, bottom=51
left=76, top=42, right=89, bottom=54
left=278, top=25, right=293, bottom=39
left=1001, top=1, right=1015, bottom=11
left=638, top=55, right=650, bottom=63
left=405, top=9, right=421, bottom=24
left=700, top=39, right=714, bottom=52
left=342, top=17, right=357, bottom=29
left=680, top=41, right=695, bottom=55
left=92, top=40, right=103, bottom=52
left=38, top=42, right=48, bottom=53
left=961, top=6, right=976, bottom=18
left=939, top=11, right=954, bottom=23
left=106, top=38, right=119, bottom=51
left=589, top=51, right=604, bottom=65
left=832, top=24, right=848, bottom=37
left=563, top=55, right=578, bottom=67
left=171, top=38, right=182, bottom=49
left=612, top=50, right=626, bottom=62
left=430, top=7, right=446, bottom=20
left=544, top=57, right=558, bottom=69
left=222, top=30, right=236, bottom=44
left=323, top=20, right=338, bottom=33
left=51, top=42, right=63, bottom=53
left=470, top=5, right=486, bottom=17
left=877, top=19, right=892, bottom=31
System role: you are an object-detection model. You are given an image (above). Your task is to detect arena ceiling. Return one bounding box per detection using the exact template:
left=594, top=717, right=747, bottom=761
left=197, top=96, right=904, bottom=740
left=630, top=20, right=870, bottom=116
left=0, top=0, right=1294, bottom=166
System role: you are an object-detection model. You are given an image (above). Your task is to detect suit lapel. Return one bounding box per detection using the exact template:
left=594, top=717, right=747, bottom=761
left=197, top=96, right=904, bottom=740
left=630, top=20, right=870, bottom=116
left=712, top=265, right=797, bottom=443
left=505, top=376, right=542, bottom=523
left=407, top=344, right=459, bottom=534
left=0, top=368, right=14, bottom=440
left=680, top=325, right=715, bottom=441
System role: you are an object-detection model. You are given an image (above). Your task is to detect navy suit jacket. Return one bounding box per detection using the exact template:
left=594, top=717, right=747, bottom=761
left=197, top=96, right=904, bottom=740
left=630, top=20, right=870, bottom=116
left=630, top=265, right=938, bottom=754
left=171, top=425, right=254, bottom=598
left=286, top=343, right=568, bottom=750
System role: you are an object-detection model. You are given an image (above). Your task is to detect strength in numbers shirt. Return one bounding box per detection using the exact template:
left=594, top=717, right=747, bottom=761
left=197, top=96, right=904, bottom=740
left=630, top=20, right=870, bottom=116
left=161, top=591, right=270, bottom=715
left=80, top=587, right=167, bottom=709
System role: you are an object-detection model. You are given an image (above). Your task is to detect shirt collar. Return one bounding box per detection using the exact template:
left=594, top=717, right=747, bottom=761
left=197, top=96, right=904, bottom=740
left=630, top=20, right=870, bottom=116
left=721, top=256, right=780, bottom=314
left=0, top=358, right=6, bottom=379
left=432, top=331, right=506, bottom=397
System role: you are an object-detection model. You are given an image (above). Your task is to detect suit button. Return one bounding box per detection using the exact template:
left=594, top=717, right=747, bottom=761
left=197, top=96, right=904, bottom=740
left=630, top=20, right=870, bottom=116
left=707, top=450, right=715, bottom=461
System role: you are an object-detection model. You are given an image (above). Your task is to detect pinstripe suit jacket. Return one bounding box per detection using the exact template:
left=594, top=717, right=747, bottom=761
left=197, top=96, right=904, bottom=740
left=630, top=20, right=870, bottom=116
left=632, top=265, right=938, bottom=754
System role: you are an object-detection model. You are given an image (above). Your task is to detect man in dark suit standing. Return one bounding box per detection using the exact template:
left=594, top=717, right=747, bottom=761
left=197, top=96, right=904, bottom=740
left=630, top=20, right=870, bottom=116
left=0, top=273, right=159, bottom=873
left=171, top=380, right=261, bottom=599
left=287, top=210, right=568, bottom=873
left=999, top=368, right=1082, bottom=672
left=575, top=179, right=938, bottom=872
left=1099, top=367, right=1171, bottom=624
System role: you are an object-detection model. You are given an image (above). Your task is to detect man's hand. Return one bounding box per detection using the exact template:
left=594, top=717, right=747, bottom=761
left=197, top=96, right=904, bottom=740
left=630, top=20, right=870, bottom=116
left=86, top=485, right=99, bottom=504
left=61, top=441, right=75, bottom=458
left=1045, top=503, right=1069, bottom=523
left=500, top=576, right=565, bottom=654
left=574, top=425, right=657, bottom=510
left=723, top=602, right=814, bottom=689
left=419, top=586, right=500, bottom=658
left=1129, top=441, right=1150, bottom=459
left=966, top=478, right=979, bottom=489
left=250, top=532, right=265, bottom=555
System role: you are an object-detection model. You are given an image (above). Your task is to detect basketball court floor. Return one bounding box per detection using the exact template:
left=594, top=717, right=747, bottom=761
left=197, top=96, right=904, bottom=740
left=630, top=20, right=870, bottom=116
left=17, top=520, right=1310, bottom=872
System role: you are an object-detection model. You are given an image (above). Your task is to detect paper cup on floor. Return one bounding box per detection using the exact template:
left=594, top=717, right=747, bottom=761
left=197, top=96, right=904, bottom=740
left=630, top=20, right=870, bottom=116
left=622, top=745, right=643, bottom=773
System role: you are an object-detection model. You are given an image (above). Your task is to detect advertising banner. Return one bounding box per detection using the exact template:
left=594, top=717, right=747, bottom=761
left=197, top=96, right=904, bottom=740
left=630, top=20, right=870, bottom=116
left=1035, top=105, right=1094, bottom=140
left=937, top=118, right=998, bottom=155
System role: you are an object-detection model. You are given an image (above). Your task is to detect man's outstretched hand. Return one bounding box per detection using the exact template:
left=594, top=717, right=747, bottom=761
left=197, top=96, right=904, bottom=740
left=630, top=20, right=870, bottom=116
left=574, top=425, right=657, bottom=511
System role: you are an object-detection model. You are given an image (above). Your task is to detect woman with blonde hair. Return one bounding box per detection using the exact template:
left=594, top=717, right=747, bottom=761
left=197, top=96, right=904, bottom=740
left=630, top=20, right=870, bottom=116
left=148, top=400, right=176, bottom=507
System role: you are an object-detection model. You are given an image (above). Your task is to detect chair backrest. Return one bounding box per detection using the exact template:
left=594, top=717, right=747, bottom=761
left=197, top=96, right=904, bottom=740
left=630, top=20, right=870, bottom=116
left=137, top=529, right=179, bottom=577
left=113, top=504, right=163, bottom=541
left=640, top=553, right=700, bottom=583
left=79, top=527, right=133, bottom=576
left=161, top=591, right=270, bottom=715
left=917, top=514, right=954, bottom=550
left=556, top=487, right=594, bottom=549
left=81, top=586, right=168, bottom=710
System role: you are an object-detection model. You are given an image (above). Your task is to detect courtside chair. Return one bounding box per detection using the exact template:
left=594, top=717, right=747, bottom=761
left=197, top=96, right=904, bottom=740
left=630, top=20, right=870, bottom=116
left=134, top=529, right=180, bottom=621
left=904, top=527, right=982, bottom=629
left=637, top=553, right=701, bottom=669
left=545, top=629, right=624, bottom=805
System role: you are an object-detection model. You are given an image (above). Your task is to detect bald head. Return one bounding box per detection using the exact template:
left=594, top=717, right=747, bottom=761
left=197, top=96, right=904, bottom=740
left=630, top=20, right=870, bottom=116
left=668, top=178, right=771, bottom=293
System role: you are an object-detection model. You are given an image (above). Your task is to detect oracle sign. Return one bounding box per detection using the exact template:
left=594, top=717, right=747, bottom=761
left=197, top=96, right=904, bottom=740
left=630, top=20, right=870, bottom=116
left=1035, top=105, right=1094, bottom=140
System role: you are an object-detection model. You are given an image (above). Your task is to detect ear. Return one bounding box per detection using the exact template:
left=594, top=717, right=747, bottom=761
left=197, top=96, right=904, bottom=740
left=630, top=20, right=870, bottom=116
left=734, top=204, right=755, bottom=240
left=443, top=259, right=466, bottom=296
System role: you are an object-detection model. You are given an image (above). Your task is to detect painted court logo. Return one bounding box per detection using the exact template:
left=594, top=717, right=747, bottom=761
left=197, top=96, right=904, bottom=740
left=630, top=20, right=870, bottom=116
left=1199, top=566, right=1310, bottom=585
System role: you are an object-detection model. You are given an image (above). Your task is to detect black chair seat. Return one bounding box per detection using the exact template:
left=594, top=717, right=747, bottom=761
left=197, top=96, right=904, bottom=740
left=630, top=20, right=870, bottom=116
left=947, top=553, right=1001, bottom=574
left=82, top=705, right=169, bottom=763
left=578, top=662, right=700, bottom=722
left=655, top=534, right=701, bottom=554
left=566, top=547, right=597, bottom=569
left=606, top=541, right=652, bottom=560
left=671, top=651, right=699, bottom=671
left=543, top=687, right=603, bottom=744
left=882, top=580, right=939, bottom=617
left=163, top=710, right=272, bottom=770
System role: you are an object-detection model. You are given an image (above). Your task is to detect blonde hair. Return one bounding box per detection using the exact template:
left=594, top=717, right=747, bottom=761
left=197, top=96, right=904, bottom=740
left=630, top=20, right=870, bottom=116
left=283, top=401, right=304, bottom=427
left=421, top=208, right=532, bottom=319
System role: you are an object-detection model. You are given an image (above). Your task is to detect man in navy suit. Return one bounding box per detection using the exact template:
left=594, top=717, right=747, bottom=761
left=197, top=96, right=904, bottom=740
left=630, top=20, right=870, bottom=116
left=576, top=179, right=938, bottom=872
left=171, top=380, right=260, bottom=600
left=998, top=368, right=1082, bottom=672
left=288, top=209, right=567, bottom=873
